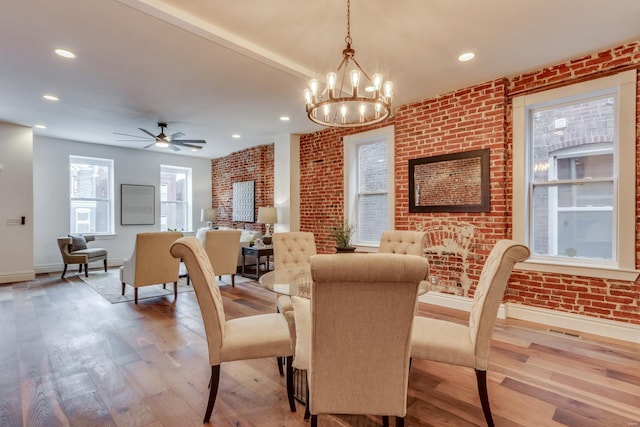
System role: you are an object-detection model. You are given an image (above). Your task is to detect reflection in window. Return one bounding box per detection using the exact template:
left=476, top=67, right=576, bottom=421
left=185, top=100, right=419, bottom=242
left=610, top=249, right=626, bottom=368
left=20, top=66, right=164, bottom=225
left=69, top=155, right=114, bottom=234
left=160, top=165, right=192, bottom=231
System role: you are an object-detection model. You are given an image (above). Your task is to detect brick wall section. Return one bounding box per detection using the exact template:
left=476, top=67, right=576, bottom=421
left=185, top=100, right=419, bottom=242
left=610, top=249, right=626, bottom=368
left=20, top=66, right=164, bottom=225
left=299, top=41, right=640, bottom=325
left=210, top=144, right=274, bottom=233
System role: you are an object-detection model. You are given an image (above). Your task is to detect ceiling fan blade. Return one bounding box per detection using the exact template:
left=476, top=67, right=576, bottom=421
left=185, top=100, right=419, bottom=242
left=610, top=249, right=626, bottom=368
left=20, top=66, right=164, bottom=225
left=170, top=132, right=185, bottom=140
left=175, top=143, right=203, bottom=150
left=143, top=142, right=156, bottom=149
left=173, top=139, right=206, bottom=145
left=169, top=144, right=180, bottom=152
left=117, top=139, right=154, bottom=142
left=114, top=132, right=151, bottom=139
left=138, top=128, right=157, bottom=139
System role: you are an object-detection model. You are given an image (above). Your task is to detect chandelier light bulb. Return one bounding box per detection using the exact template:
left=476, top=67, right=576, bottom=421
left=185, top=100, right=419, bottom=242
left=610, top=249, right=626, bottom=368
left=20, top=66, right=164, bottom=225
left=372, top=74, right=383, bottom=91
left=359, top=103, right=366, bottom=122
left=383, top=81, right=393, bottom=99
left=323, top=104, right=331, bottom=121
left=327, top=72, right=337, bottom=91
left=350, top=69, right=360, bottom=94
left=304, top=88, right=312, bottom=104
left=375, top=102, right=381, bottom=119
left=310, top=79, right=319, bottom=97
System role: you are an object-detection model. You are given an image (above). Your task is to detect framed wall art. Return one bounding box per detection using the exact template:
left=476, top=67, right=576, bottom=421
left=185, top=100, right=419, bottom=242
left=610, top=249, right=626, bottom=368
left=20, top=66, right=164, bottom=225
left=409, top=149, right=490, bottom=213
left=232, top=180, right=255, bottom=222
left=121, top=184, right=155, bottom=225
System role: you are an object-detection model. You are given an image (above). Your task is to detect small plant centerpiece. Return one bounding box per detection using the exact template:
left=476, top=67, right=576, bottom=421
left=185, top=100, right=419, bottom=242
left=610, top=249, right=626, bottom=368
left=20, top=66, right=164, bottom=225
left=329, top=222, right=356, bottom=253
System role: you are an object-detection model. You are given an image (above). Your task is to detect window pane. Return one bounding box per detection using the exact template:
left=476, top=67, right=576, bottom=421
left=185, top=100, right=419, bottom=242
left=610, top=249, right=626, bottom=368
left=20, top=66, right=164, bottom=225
left=70, top=156, right=113, bottom=234
left=556, top=154, right=613, bottom=180
left=531, top=183, right=613, bottom=260
left=160, top=166, right=191, bottom=231
left=358, top=194, right=387, bottom=243
left=358, top=141, right=387, bottom=193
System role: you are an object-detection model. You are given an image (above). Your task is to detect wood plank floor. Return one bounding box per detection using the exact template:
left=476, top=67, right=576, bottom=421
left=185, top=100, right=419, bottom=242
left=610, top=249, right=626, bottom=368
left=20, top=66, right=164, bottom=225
left=0, top=269, right=638, bottom=426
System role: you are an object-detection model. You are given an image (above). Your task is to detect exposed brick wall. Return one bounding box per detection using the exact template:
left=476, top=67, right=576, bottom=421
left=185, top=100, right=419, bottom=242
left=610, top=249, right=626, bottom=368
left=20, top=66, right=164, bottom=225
left=210, top=144, right=274, bottom=233
left=299, top=41, right=640, bottom=325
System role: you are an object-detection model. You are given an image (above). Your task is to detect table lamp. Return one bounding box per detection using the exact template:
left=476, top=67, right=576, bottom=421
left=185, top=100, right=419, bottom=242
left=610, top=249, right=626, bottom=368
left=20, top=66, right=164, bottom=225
left=201, top=208, right=217, bottom=229
left=257, top=206, right=277, bottom=245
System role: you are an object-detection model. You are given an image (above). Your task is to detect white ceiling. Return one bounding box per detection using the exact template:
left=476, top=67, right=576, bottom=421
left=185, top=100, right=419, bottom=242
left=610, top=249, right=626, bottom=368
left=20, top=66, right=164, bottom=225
left=1, top=0, right=639, bottom=158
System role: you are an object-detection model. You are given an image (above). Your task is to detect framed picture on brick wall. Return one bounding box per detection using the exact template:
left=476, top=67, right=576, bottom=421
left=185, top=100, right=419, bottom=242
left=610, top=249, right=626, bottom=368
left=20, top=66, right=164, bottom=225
left=409, top=149, right=490, bottom=213
left=232, top=180, right=255, bottom=222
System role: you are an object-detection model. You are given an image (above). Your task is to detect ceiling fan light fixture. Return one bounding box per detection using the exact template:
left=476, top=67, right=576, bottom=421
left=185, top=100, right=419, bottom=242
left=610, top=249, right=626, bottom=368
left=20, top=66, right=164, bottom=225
left=155, top=141, right=170, bottom=148
left=303, top=0, right=392, bottom=128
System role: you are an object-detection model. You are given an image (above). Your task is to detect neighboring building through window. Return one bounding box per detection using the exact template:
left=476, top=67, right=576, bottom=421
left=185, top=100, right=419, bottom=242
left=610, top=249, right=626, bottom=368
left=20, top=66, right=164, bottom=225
left=160, top=165, right=192, bottom=232
left=513, top=70, right=636, bottom=279
left=344, top=126, right=395, bottom=246
left=69, top=155, right=114, bottom=234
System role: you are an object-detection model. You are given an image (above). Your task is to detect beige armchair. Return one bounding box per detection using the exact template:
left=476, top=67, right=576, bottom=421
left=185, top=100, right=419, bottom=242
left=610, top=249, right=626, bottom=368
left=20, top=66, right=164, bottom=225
left=203, top=230, right=241, bottom=286
left=57, top=234, right=108, bottom=279
left=169, top=236, right=295, bottom=423
left=410, top=239, right=530, bottom=427
left=119, top=231, right=182, bottom=304
left=302, top=253, right=429, bottom=426
left=379, top=230, right=427, bottom=256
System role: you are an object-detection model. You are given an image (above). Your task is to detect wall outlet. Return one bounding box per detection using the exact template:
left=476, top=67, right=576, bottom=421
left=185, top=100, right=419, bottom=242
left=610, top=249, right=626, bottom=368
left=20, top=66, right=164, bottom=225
left=6, top=218, right=21, bottom=226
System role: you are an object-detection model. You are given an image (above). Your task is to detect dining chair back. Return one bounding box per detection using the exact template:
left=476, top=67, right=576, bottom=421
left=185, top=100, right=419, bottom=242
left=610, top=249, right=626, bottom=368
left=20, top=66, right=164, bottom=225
left=410, top=239, right=530, bottom=427
left=307, top=253, right=429, bottom=427
left=379, top=230, right=427, bottom=256
left=170, top=236, right=295, bottom=423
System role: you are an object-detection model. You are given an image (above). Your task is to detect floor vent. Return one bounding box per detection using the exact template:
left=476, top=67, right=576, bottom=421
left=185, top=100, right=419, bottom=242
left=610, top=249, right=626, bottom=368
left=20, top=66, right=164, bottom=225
left=548, top=329, right=581, bottom=338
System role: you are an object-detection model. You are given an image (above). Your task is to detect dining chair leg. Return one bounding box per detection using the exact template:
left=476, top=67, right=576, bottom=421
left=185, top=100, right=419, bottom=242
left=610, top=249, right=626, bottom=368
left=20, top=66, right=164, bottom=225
left=134, top=288, right=138, bottom=304
left=204, top=365, right=221, bottom=423
left=79, top=264, right=83, bottom=273
left=174, top=281, right=178, bottom=300
left=276, top=357, right=284, bottom=376
left=84, top=264, right=89, bottom=277
left=231, top=273, right=235, bottom=287
left=103, top=259, right=107, bottom=272
left=121, top=282, right=125, bottom=296
left=310, top=414, right=318, bottom=427
left=286, top=356, right=296, bottom=412
left=61, top=264, right=68, bottom=279
left=396, top=417, right=404, bottom=427
left=304, top=375, right=310, bottom=420
left=475, top=369, right=495, bottom=427
left=382, top=416, right=389, bottom=427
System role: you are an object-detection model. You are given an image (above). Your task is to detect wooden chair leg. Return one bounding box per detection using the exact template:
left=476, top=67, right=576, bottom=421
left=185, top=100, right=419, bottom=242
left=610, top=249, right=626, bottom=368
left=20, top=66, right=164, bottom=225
left=174, top=281, right=178, bottom=300
left=121, top=282, right=126, bottom=296
left=84, top=264, right=89, bottom=277
left=382, top=416, right=389, bottom=427
left=103, top=259, right=107, bottom=272
left=277, top=357, right=284, bottom=376
left=61, top=264, right=68, bottom=279
left=396, top=417, right=404, bottom=427
left=475, top=369, right=495, bottom=427
left=231, top=274, right=235, bottom=287
left=187, top=274, right=190, bottom=286
left=204, top=365, right=221, bottom=423
left=286, top=356, right=296, bottom=412
left=163, top=283, right=166, bottom=289
left=134, top=288, right=138, bottom=304
left=310, top=414, right=318, bottom=427
left=79, top=264, right=83, bottom=273
left=304, top=374, right=310, bottom=420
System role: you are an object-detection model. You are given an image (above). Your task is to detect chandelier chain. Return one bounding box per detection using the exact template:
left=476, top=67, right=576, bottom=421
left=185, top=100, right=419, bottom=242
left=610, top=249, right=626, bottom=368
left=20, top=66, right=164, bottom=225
left=345, top=0, right=351, bottom=45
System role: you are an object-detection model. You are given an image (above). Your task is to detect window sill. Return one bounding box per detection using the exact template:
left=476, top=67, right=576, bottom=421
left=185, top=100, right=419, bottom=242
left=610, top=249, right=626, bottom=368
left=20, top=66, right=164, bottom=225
left=515, top=259, right=640, bottom=281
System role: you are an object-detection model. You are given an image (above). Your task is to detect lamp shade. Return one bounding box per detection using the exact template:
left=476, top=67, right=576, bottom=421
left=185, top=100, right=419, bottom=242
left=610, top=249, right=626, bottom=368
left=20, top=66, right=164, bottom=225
left=257, top=207, right=277, bottom=224
left=201, top=208, right=217, bottom=223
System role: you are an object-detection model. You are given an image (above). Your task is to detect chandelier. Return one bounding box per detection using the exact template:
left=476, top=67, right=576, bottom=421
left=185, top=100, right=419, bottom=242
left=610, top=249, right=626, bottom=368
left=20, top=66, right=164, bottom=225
left=304, top=0, right=393, bottom=128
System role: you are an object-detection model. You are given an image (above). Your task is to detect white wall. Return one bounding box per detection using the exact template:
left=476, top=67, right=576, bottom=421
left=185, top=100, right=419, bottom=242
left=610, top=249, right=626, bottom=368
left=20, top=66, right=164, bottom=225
left=0, top=122, right=34, bottom=283
left=274, top=134, right=300, bottom=232
left=33, top=136, right=212, bottom=273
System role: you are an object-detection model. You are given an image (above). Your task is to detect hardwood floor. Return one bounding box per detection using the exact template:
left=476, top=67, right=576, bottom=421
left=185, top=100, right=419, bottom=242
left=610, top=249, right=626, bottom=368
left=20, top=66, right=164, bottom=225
left=0, top=269, right=638, bottom=426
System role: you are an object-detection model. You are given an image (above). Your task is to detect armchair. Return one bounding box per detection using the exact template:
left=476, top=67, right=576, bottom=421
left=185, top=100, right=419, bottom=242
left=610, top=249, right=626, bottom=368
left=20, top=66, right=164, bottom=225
left=203, top=230, right=242, bottom=286
left=57, top=234, right=107, bottom=279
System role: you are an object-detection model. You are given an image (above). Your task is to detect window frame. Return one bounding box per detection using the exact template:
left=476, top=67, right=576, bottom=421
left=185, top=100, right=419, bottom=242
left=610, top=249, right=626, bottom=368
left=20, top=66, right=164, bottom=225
left=160, top=165, right=193, bottom=232
left=69, top=155, right=114, bottom=235
left=512, top=70, right=637, bottom=280
left=343, top=125, right=395, bottom=248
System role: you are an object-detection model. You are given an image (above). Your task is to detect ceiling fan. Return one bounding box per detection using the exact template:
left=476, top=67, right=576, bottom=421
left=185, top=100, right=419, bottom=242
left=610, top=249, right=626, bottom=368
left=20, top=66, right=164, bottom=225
left=115, top=122, right=206, bottom=151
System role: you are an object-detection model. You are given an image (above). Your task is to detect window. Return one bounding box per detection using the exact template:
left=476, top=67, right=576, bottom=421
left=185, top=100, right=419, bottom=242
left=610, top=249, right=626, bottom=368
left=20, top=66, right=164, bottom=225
left=344, top=126, right=395, bottom=246
left=69, top=155, right=114, bottom=234
left=513, top=70, right=637, bottom=280
left=160, top=165, right=192, bottom=232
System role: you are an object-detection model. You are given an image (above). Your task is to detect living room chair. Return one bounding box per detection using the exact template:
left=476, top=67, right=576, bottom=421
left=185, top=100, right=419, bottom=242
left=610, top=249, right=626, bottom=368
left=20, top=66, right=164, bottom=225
left=410, top=239, right=530, bottom=427
left=273, top=231, right=317, bottom=375
left=379, top=230, right=427, bottom=256
left=169, top=236, right=296, bottom=423
left=120, top=231, right=182, bottom=304
left=300, top=253, right=428, bottom=426
left=203, top=229, right=242, bottom=286
left=57, top=234, right=108, bottom=279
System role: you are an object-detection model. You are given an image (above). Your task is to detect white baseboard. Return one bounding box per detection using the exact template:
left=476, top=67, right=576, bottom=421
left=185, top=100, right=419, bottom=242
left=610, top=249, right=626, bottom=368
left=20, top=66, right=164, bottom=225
left=0, top=271, right=35, bottom=284
left=34, top=259, right=124, bottom=275
left=419, top=292, right=639, bottom=343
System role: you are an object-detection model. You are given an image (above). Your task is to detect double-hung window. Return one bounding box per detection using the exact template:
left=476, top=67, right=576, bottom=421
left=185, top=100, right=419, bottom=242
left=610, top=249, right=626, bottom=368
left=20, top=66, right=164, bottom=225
left=160, top=165, right=192, bottom=232
left=343, top=126, right=395, bottom=246
left=69, top=155, right=114, bottom=234
left=513, top=70, right=637, bottom=279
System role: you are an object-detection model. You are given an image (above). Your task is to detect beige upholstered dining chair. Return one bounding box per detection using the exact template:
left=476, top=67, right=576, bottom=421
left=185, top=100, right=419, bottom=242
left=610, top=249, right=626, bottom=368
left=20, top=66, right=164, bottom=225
left=410, top=239, right=530, bottom=427
left=272, top=231, right=317, bottom=375
left=379, top=230, right=427, bottom=256
left=120, top=231, right=182, bottom=304
left=57, top=234, right=108, bottom=279
left=298, top=253, right=428, bottom=426
left=169, top=236, right=295, bottom=423
left=203, top=229, right=241, bottom=286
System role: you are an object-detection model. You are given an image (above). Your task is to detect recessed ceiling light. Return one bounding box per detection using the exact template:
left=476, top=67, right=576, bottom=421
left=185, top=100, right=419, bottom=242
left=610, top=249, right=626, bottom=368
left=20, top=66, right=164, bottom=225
left=458, top=52, right=475, bottom=62
left=280, top=116, right=290, bottom=121
left=43, top=94, right=59, bottom=101
left=34, top=124, right=46, bottom=129
left=232, top=134, right=241, bottom=139
left=54, top=48, right=76, bottom=59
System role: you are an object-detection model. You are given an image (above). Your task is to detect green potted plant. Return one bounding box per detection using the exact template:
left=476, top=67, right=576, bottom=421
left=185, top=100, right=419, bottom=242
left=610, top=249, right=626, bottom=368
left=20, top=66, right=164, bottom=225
left=329, top=223, right=356, bottom=252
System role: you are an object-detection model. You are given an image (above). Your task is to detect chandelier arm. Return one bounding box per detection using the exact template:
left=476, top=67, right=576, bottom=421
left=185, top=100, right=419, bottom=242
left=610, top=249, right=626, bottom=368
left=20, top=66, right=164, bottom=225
left=350, top=57, right=373, bottom=83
